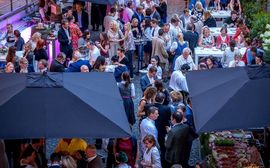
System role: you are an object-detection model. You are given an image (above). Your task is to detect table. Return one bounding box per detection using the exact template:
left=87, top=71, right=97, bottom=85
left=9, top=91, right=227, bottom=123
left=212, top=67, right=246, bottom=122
left=134, top=37, right=149, bottom=72
left=209, top=27, right=236, bottom=37
left=0, top=51, right=24, bottom=62
left=194, top=47, right=246, bottom=65
left=210, top=10, right=231, bottom=19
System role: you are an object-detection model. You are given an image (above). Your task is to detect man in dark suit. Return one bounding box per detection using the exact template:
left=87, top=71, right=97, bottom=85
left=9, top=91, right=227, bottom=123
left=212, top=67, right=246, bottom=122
left=132, top=6, right=145, bottom=28
left=85, top=145, right=103, bottom=168
left=154, top=92, right=171, bottom=168
left=140, top=66, right=157, bottom=92
left=183, top=23, right=199, bottom=55
left=165, top=111, right=190, bottom=168
left=50, top=52, right=66, bottom=72
left=73, top=2, right=89, bottom=32
left=58, top=19, right=73, bottom=59
left=150, top=6, right=161, bottom=23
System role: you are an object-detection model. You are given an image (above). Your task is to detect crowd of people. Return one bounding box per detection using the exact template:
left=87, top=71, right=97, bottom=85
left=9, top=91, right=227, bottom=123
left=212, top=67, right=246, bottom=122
left=0, top=0, right=269, bottom=167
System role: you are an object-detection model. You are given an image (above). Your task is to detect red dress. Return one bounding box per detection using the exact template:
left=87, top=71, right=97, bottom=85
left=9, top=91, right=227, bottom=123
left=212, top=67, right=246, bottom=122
left=69, top=23, right=83, bottom=50
left=116, top=138, right=136, bottom=168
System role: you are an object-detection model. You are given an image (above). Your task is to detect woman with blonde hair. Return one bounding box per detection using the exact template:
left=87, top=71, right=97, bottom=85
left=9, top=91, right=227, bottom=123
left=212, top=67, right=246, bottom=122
left=5, top=62, right=15, bottom=73
left=61, top=155, right=77, bottom=168
left=23, top=42, right=34, bottom=66
left=30, top=32, right=42, bottom=50
left=123, top=22, right=135, bottom=78
left=198, top=26, right=215, bottom=48
left=191, top=1, right=204, bottom=21
left=107, top=20, right=124, bottom=59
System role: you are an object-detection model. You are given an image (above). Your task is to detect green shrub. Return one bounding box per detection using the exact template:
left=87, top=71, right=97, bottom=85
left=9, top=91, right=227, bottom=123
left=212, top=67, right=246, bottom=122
left=240, top=0, right=267, bottom=28
left=250, top=12, right=270, bottom=39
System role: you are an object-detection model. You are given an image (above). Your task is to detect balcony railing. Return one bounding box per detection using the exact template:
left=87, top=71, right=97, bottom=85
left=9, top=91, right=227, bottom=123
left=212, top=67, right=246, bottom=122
left=0, top=0, right=38, bottom=22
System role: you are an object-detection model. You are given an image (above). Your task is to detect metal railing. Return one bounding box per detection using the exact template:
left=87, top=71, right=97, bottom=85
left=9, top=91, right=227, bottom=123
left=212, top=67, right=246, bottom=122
left=0, top=0, right=38, bottom=15
left=0, top=0, right=39, bottom=22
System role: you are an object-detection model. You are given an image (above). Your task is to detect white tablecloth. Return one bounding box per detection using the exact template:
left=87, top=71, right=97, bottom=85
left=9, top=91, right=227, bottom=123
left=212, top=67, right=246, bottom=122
left=194, top=47, right=246, bottom=65
left=210, top=10, right=231, bottom=19
left=209, top=27, right=236, bottom=37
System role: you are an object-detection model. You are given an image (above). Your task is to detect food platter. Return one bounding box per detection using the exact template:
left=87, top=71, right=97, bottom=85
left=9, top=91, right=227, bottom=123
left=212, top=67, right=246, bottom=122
left=207, top=131, right=264, bottom=168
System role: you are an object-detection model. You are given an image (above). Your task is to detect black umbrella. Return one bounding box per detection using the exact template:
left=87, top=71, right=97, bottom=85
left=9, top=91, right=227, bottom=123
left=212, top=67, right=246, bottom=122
left=0, top=72, right=131, bottom=139
left=186, top=64, right=270, bottom=133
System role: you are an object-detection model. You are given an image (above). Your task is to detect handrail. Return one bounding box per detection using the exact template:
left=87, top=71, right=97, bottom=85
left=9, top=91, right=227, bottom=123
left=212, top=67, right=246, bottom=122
left=0, top=0, right=20, bottom=11
left=0, top=0, right=39, bottom=22
left=0, top=0, right=38, bottom=13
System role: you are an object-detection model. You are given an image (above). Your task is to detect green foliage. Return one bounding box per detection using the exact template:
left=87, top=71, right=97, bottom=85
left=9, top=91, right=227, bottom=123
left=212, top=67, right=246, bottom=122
left=241, top=1, right=265, bottom=28
left=214, top=139, right=235, bottom=146
left=240, top=0, right=269, bottom=39
left=250, top=12, right=270, bottom=39
left=200, top=133, right=211, bottom=158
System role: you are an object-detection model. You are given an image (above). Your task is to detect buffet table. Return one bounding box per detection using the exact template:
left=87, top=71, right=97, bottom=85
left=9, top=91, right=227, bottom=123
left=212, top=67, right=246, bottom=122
left=205, top=130, right=265, bottom=168
left=194, top=47, right=246, bottom=65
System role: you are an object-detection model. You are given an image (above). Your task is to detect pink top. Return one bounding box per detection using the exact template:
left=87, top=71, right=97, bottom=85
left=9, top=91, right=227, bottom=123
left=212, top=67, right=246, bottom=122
left=216, top=34, right=230, bottom=48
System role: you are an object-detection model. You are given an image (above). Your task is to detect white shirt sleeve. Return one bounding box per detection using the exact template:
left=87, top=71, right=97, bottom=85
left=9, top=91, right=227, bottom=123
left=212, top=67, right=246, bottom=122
left=174, top=57, right=181, bottom=71
left=228, top=60, right=235, bottom=67
left=182, top=77, right=189, bottom=92
left=131, top=83, right=135, bottom=97
left=170, top=41, right=178, bottom=53
left=157, top=66, right=162, bottom=79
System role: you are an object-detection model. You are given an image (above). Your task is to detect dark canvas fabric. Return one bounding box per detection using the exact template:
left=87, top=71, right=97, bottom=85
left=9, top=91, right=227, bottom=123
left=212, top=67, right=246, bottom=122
left=186, top=65, right=270, bottom=133
left=0, top=72, right=131, bottom=139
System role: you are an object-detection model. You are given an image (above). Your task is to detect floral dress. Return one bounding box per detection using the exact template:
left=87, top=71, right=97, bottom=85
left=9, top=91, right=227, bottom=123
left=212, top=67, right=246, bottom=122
left=69, top=23, right=83, bottom=50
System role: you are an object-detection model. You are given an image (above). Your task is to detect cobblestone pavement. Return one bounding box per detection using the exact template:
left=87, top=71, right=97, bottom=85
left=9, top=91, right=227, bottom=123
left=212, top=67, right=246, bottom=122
left=46, top=0, right=201, bottom=166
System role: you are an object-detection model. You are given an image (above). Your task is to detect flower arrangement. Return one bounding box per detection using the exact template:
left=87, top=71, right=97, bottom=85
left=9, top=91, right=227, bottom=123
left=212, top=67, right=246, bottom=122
left=261, top=24, right=270, bottom=62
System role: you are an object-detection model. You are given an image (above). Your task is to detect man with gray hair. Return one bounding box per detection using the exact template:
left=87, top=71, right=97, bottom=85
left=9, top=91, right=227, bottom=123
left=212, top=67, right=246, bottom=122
left=80, top=65, right=89, bottom=72
left=50, top=52, right=66, bottom=72
left=66, top=50, right=91, bottom=72
left=174, top=47, right=196, bottom=71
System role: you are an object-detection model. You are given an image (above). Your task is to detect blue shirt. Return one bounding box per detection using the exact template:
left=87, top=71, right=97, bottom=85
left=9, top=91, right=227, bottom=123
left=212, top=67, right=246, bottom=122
left=78, top=11, right=82, bottom=28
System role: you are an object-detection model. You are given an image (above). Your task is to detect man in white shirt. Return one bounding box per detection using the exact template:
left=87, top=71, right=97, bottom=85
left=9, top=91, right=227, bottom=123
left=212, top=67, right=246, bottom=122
left=140, top=106, right=159, bottom=151
left=87, top=42, right=101, bottom=65
left=169, top=63, right=190, bottom=93
left=174, top=47, right=196, bottom=71
left=150, top=19, right=160, bottom=38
